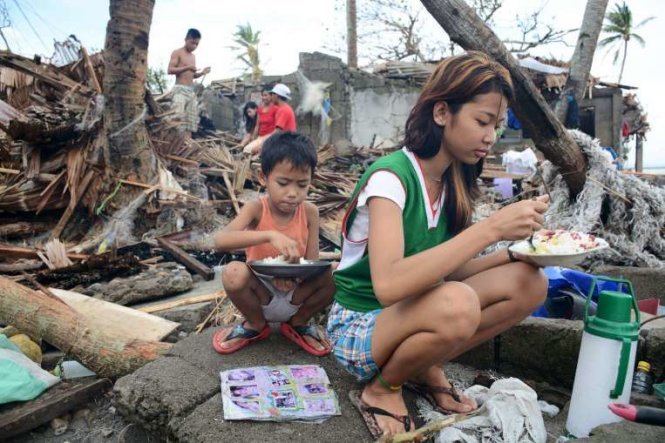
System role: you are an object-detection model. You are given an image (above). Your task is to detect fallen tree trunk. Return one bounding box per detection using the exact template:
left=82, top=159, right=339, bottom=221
left=420, top=0, right=588, bottom=196
left=0, top=276, right=171, bottom=379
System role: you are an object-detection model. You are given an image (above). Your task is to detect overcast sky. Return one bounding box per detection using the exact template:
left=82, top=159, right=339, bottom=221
left=5, top=0, right=664, bottom=168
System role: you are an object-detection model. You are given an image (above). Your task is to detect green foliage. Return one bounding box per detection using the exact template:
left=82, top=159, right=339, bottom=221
left=230, top=23, right=262, bottom=82
left=146, top=66, right=168, bottom=94
left=599, top=2, right=655, bottom=83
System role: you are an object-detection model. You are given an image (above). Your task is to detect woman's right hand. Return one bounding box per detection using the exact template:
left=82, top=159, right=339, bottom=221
left=268, top=231, right=301, bottom=262
left=488, top=195, right=549, bottom=241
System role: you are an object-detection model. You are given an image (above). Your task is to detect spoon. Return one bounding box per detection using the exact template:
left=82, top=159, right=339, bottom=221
left=527, top=163, right=552, bottom=250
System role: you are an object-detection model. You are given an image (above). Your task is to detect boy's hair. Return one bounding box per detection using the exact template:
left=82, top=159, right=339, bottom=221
left=261, top=132, right=317, bottom=176
left=186, top=28, right=201, bottom=40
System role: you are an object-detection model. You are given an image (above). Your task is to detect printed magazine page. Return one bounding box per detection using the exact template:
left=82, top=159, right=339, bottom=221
left=220, top=365, right=341, bottom=422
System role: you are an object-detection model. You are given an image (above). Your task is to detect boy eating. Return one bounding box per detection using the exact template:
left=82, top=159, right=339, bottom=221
left=213, top=132, right=334, bottom=356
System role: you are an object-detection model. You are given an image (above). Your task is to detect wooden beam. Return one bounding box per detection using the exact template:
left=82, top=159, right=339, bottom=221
left=138, top=291, right=224, bottom=313
left=0, top=378, right=111, bottom=438
left=80, top=46, right=102, bottom=94
left=156, top=237, right=215, bottom=281
left=0, top=277, right=172, bottom=378
left=0, top=243, right=88, bottom=261
left=50, top=169, right=95, bottom=240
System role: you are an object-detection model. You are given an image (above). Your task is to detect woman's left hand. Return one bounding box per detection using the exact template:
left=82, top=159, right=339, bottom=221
left=511, top=251, right=542, bottom=267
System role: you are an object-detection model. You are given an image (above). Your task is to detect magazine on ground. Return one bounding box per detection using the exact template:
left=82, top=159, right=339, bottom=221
left=220, top=365, right=341, bottom=422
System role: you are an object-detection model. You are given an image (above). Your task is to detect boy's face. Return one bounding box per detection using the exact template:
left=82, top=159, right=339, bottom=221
left=262, top=160, right=312, bottom=215
left=185, top=37, right=200, bottom=52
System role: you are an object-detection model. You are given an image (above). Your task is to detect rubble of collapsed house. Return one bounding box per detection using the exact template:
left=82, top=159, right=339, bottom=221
left=0, top=47, right=398, bottom=437
left=1, top=46, right=664, bottom=440
left=208, top=52, right=648, bottom=163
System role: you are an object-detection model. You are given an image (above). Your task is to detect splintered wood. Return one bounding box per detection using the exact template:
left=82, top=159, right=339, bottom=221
left=0, top=47, right=391, bottom=258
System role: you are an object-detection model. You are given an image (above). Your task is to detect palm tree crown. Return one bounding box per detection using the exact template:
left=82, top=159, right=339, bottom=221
left=599, top=2, right=655, bottom=84
left=231, top=23, right=262, bottom=82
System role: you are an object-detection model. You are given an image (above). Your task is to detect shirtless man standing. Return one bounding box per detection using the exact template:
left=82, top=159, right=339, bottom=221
left=168, top=28, right=211, bottom=137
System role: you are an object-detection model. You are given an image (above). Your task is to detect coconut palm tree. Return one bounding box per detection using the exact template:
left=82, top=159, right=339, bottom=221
left=599, top=2, right=655, bottom=84
left=103, top=0, right=157, bottom=184
left=231, top=23, right=262, bottom=83
left=555, top=0, right=609, bottom=122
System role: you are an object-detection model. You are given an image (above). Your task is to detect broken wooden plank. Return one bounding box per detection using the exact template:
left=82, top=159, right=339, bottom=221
left=0, top=221, right=53, bottom=238
left=0, top=243, right=88, bottom=261
left=50, top=169, right=95, bottom=240
left=80, top=47, right=102, bottom=94
left=50, top=288, right=179, bottom=342
left=222, top=171, right=241, bottom=215
left=138, top=291, right=224, bottom=314
left=156, top=237, right=215, bottom=281
left=0, top=378, right=111, bottom=438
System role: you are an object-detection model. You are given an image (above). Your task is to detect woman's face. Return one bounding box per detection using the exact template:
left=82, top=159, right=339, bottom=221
left=436, top=92, right=507, bottom=165
left=246, top=107, right=257, bottom=118
left=261, top=91, right=271, bottom=105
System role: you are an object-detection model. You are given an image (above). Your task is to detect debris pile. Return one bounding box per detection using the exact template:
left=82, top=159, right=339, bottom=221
left=0, top=49, right=395, bottom=288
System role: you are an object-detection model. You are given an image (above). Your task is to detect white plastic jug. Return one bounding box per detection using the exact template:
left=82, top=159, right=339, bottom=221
left=566, top=277, right=640, bottom=438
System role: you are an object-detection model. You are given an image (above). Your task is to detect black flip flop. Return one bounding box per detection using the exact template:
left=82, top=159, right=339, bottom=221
left=348, top=390, right=412, bottom=439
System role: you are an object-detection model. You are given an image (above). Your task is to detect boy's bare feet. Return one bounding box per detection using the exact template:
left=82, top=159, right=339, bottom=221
left=410, top=366, right=477, bottom=413
left=361, top=378, right=411, bottom=436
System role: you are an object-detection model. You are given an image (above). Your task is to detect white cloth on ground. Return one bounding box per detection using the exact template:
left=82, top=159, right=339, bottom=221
left=430, top=378, right=547, bottom=443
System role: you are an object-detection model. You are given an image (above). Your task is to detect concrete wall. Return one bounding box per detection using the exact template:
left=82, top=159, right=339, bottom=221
left=580, top=87, right=623, bottom=152
left=280, top=52, right=421, bottom=147
left=201, top=89, right=238, bottom=132
left=349, top=81, right=420, bottom=147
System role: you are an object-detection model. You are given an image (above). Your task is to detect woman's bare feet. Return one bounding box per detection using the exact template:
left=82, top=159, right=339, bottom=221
left=411, top=366, right=477, bottom=413
left=361, top=379, right=412, bottom=436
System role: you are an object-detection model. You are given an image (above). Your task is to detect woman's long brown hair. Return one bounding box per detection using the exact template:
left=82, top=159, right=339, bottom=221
left=403, top=51, right=514, bottom=235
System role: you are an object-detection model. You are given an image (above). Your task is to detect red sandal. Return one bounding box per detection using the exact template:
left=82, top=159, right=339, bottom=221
left=279, top=323, right=331, bottom=356
left=212, top=323, right=271, bottom=354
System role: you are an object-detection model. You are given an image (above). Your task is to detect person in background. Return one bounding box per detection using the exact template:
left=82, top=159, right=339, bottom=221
left=271, top=83, right=296, bottom=132
left=239, top=101, right=258, bottom=148
left=244, top=88, right=277, bottom=154
left=167, top=28, right=211, bottom=138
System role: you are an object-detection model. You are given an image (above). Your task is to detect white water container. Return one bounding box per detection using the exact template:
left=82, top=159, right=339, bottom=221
left=566, top=277, right=640, bottom=438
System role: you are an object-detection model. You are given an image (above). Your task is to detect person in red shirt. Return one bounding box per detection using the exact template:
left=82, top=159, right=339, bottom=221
left=244, top=84, right=296, bottom=155
left=243, top=88, right=277, bottom=153
left=271, top=83, right=296, bottom=132
left=257, top=88, right=277, bottom=136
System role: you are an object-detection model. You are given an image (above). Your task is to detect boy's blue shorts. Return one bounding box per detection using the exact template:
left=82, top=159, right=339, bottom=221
left=326, top=302, right=381, bottom=382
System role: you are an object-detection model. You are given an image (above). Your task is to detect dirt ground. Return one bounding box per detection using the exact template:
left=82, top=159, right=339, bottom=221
left=8, top=362, right=569, bottom=443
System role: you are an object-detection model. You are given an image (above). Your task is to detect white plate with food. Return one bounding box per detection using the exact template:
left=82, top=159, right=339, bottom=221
left=248, top=256, right=331, bottom=279
left=508, top=230, right=609, bottom=267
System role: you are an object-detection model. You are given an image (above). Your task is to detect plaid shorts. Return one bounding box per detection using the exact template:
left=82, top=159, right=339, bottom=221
left=172, top=85, right=198, bottom=132
left=326, top=302, right=381, bottom=382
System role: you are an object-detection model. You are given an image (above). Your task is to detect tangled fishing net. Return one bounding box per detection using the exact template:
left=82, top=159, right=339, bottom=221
left=534, top=130, right=664, bottom=268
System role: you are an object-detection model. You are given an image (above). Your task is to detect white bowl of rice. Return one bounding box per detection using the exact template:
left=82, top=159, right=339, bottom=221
left=509, top=230, right=609, bottom=267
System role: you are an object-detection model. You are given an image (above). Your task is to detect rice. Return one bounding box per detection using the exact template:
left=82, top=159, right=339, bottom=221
left=527, top=230, right=601, bottom=255
left=258, top=255, right=312, bottom=264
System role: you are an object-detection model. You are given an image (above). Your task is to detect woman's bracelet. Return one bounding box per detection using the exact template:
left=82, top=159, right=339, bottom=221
left=507, top=243, right=518, bottom=263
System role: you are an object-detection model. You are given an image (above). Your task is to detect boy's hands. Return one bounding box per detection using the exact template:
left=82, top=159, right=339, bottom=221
left=268, top=231, right=301, bottom=262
